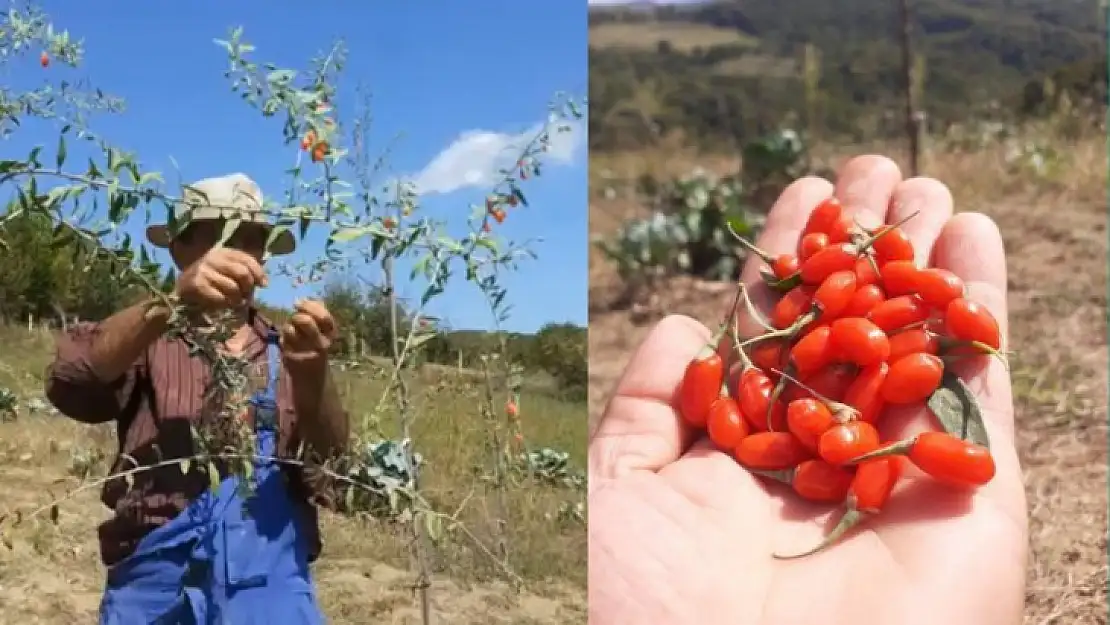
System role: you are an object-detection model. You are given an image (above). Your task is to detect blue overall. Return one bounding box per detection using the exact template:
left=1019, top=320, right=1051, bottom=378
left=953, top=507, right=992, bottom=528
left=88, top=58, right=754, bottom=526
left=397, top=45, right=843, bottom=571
left=99, top=331, right=325, bottom=624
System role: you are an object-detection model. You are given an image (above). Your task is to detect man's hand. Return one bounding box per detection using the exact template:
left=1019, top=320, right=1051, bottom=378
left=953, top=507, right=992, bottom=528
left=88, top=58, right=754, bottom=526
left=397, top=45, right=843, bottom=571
left=280, top=299, right=337, bottom=372
left=175, top=248, right=268, bottom=310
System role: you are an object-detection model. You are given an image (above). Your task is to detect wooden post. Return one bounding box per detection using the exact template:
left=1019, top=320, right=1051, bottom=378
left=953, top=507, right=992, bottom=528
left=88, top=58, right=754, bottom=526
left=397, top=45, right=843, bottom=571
left=802, top=43, right=822, bottom=143
left=897, top=0, right=920, bottom=175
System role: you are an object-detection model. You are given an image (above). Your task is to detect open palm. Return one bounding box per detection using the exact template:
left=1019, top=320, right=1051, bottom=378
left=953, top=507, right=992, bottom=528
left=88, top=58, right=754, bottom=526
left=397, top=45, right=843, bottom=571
left=588, top=156, right=1028, bottom=625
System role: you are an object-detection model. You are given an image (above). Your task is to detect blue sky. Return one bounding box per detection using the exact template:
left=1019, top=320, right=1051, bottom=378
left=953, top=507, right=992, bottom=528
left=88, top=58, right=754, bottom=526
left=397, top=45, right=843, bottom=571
left=3, top=1, right=587, bottom=334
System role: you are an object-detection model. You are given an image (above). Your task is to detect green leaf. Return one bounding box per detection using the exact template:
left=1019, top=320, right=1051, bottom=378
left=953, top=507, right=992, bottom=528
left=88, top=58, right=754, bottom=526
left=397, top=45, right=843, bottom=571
left=927, top=370, right=991, bottom=449
left=748, top=468, right=795, bottom=485
left=760, top=268, right=802, bottom=293
left=55, top=133, right=66, bottom=168
left=207, top=462, right=221, bottom=492
left=330, top=226, right=372, bottom=243
left=264, top=225, right=289, bottom=253
left=423, top=511, right=442, bottom=542
left=219, top=218, right=242, bottom=247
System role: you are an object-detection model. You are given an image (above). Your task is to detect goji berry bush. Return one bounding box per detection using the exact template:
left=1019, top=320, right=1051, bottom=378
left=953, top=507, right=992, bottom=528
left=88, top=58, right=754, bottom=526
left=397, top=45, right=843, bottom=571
left=0, top=5, right=586, bottom=621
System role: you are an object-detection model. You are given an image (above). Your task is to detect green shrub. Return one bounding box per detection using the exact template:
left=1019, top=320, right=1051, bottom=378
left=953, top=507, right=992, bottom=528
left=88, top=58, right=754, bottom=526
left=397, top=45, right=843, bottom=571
left=596, top=128, right=830, bottom=285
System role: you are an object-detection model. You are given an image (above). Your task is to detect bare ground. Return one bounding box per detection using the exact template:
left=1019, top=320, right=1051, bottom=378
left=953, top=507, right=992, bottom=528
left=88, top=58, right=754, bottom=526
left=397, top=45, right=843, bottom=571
left=588, top=138, right=1108, bottom=624
left=0, top=423, right=585, bottom=625
left=0, top=339, right=585, bottom=623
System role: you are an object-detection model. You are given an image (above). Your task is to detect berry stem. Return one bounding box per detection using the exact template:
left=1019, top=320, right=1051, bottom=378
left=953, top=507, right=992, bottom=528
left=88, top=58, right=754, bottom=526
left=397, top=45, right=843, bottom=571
left=843, top=438, right=916, bottom=464
left=770, top=367, right=860, bottom=423
left=854, top=211, right=921, bottom=254
left=726, top=223, right=775, bottom=265
left=699, top=286, right=746, bottom=360
left=731, top=315, right=756, bottom=372
left=765, top=364, right=792, bottom=431
left=772, top=506, right=866, bottom=560
left=937, top=337, right=1010, bottom=369
left=739, top=283, right=776, bottom=332
left=738, top=312, right=816, bottom=348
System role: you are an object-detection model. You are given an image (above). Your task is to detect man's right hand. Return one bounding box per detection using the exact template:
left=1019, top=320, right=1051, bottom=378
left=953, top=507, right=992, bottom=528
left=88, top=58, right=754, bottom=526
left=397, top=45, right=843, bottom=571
left=174, top=248, right=268, bottom=310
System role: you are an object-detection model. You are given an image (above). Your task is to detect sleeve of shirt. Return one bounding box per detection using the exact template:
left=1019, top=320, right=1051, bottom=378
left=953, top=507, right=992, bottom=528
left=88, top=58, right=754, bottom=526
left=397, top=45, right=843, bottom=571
left=44, top=322, right=140, bottom=424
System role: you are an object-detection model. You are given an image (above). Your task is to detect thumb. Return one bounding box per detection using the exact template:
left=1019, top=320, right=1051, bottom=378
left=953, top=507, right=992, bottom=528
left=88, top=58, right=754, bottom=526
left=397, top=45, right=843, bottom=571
left=589, top=315, right=709, bottom=484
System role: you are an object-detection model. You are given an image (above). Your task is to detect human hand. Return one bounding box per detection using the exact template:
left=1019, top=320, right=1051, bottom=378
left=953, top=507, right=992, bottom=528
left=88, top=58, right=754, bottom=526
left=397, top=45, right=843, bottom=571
left=587, top=156, right=1028, bottom=625
left=174, top=247, right=268, bottom=310
left=280, top=299, right=337, bottom=373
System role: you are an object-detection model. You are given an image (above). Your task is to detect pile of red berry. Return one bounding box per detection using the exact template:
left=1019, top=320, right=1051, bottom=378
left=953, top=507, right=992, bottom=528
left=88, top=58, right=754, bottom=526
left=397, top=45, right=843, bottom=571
left=678, top=196, right=1004, bottom=558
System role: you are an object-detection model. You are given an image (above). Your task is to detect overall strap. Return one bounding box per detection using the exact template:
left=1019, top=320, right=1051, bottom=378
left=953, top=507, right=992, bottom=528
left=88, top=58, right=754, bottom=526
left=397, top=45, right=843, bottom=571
left=263, top=328, right=281, bottom=397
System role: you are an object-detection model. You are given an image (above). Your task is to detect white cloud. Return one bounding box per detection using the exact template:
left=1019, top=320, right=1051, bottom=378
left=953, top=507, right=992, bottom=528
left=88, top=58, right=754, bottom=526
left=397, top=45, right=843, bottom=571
left=409, top=118, right=582, bottom=196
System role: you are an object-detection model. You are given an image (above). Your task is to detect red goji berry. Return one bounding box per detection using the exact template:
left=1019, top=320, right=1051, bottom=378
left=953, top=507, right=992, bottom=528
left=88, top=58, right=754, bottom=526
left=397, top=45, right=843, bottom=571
left=771, top=285, right=816, bottom=329
left=854, top=256, right=881, bottom=286
left=818, top=421, right=881, bottom=465
left=786, top=398, right=836, bottom=452
left=802, top=197, right=844, bottom=238
left=790, top=325, right=834, bottom=375
left=735, top=431, right=811, bottom=470
left=867, top=294, right=930, bottom=333
left=799, top=364, right=856, bottom=403
left=792, top=459, right=854, bottom=503
left=749, top=339, right=787, bottom=373
left=40, top=51, right=49, bottom=68
left=908, top=431, right=995, bottom=487
left=798, top=232, right=829, bottom=261
left=677, top=346, right=724, bottom=428
left=944, top=298, right=1002, bottom=350
left=706, top=395, right=749, bottom=452
left=842, top=283, right=886, bottom=318
left=772, top=254, right=801, bottom=279
left=733, top=237, right=798, bottom=281
left=870, top=225, right=915, bottom=265
left=827, top=214, right=854, bottom=245
left=737, top=369, right=788, bottom=432
left=843, top=362, right=888, bottom=423
left=879, top=260, right=920, bottom=297
left=848, top=457, right=903, bottom=512
left=829, top=317, right=891, bottom=367
left=881, top=352, right=944, bottom=404
left=888, top=328, right=939, bottom=361
left=915, top=268, right=965, bottom=308
left=813, top=270, right=857, bottom=319
left=800, top=243, right=858, bottom=285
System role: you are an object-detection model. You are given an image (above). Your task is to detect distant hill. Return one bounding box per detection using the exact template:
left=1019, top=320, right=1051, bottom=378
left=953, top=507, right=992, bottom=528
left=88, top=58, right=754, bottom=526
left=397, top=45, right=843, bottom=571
left=588, top=0, right=1106, bottom=150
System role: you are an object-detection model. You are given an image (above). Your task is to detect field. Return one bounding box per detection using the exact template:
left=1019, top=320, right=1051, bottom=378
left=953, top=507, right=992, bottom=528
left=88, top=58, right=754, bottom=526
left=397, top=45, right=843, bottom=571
left=588, top=21, right=759, bottom=52
left=0, top=325, right=587, bottom=624
left=588, top=126, right=1108, bottom=623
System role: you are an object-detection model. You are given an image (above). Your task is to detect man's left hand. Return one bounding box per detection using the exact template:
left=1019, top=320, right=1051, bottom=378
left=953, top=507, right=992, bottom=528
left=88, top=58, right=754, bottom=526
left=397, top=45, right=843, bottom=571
left=280, top=299, right=337, bottom=372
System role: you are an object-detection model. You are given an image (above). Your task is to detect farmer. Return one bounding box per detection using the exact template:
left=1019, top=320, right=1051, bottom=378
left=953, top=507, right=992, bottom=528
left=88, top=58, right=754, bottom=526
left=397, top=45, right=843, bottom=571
left=44, top=173, right=349, bottom=624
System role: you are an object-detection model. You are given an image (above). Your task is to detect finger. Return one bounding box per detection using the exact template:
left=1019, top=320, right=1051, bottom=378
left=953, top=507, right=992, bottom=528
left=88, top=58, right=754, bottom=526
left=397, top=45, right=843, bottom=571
left=296, top=299, right=337, bottom=339
left=288, top=311, right=327, bottom=351
left=833, top=155, right=902, bottom=230
left=195, top=283, right=229, bottom=308
left=200, top=268, right=244, bottom=306
left=736, top=176, right=835, bottom=337
left=589, top=315, right=708, bottom=481
left=208, top=254, right=258, bottom=295
left=887, top=177, right=955, bottom=266
left=930, top=212, right=1014, bottom=443
left=215, top=249, right=268, bottom=289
